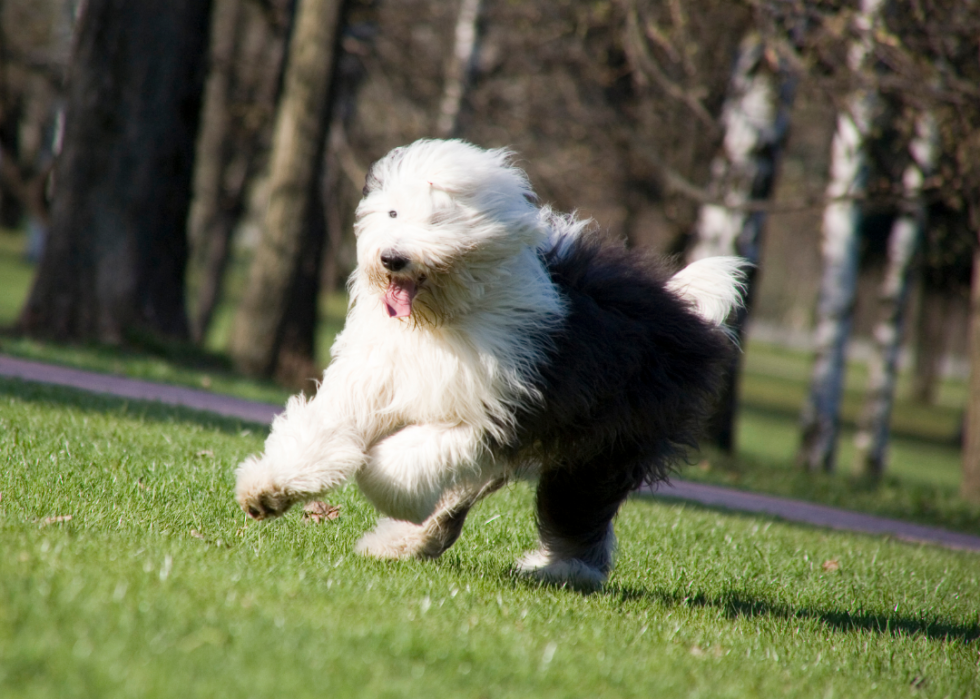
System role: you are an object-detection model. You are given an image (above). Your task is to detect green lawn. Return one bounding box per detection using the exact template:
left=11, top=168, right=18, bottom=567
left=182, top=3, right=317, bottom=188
left=1, top=378, right=978, bottom=698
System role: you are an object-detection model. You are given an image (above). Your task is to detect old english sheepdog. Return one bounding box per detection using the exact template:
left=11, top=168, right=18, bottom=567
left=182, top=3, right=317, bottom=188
left=236, top=138, right=746, bottom=587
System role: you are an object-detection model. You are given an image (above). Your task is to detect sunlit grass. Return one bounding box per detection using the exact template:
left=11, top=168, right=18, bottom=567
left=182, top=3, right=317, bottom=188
left=1, top=378, right=978, bottom=698
left=0, top=231, right=34, bottom=327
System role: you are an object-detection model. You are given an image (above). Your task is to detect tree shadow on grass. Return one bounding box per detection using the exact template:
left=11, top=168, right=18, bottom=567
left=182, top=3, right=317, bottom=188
left=0, top=376, right=269, bottom=436
left=606, top=584, right=980, bottom=644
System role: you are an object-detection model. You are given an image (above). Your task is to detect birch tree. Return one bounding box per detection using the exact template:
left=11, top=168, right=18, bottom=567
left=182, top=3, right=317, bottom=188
left=228, top=0, right=345, bottom=377
left=854, top=112, right=937, bottom=479
left=797, top=0, right=884, bottom=473
left=435, top=0, right=482, bottom=138
left=687, top=30, right=797, bottom=452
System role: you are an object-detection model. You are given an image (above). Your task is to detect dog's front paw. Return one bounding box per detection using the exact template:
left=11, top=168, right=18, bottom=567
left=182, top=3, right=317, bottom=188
left=355, top=517, right=430, bottom=559
left=235, top=455, right=299, bottom=520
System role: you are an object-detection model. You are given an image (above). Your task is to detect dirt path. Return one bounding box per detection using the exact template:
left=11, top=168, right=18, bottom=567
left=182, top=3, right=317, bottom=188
left=3, top=353, right=978, bottom=554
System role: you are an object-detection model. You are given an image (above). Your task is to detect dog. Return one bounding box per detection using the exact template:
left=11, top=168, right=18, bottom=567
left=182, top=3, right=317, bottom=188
left=235, top=139, right=746, bottom=587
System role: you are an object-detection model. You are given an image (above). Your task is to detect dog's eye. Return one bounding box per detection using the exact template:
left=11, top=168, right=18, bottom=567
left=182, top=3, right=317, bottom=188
left=389, top=210, right=397, bottom=218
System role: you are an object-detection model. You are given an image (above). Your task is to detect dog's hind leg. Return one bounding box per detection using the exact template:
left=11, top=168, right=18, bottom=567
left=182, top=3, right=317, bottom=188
left=355, top=477, right=505, bottom=560
left=516, top=454, right=638, bottom=589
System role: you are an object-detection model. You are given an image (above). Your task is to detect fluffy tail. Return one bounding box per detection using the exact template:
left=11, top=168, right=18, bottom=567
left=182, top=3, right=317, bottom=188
left=666, top=256, right=749, bottom=327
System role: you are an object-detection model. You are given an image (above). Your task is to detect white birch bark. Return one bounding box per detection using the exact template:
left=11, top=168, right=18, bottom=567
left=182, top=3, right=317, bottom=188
left=688, top=31, right=797, bottom=451
left=689, top=33, right=795, bottom=264
left=854, top=113, right=938, bottom=478
left=435, top=0, right=482, bottom=138
left=798, top=0, right=884, bottom=472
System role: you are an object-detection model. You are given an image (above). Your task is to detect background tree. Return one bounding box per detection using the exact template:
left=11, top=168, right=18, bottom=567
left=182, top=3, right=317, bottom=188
left=18, top=0, right=212, bottom=343
left=854, top=112, right=937, bottom=479
left=435, top=0, right=482, bottom=139
left=797, top=0, right=884, bottom=473
left=187, top=0, right=292, bottom=344
left=686, top=27, right=798, bottom=453
left=228, top=0, right=345, bottom=379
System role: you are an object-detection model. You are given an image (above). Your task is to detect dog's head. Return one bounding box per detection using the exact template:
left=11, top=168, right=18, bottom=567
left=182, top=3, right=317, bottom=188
left=352, top=139, right=545, bottom=324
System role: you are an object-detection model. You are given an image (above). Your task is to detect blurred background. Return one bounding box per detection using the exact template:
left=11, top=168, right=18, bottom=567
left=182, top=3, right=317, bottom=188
left=1, top=0, right=979, bottom=508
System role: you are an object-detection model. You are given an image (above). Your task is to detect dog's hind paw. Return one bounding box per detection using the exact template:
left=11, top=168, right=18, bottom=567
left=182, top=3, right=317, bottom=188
left=355, top=517, right=429, bottom=559
left=515, top=550, right=607, bottom=590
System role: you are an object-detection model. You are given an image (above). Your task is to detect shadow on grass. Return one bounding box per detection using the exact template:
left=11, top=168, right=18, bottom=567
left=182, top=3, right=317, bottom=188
left=0, top=376, right=270, bottom=436
left=607, top=584, right=980, bottom=644
left=440, top=556, right=980, bottom=643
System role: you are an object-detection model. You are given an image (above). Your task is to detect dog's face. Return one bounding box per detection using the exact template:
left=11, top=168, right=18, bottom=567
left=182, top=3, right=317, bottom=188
left=352, top=140, right=544, bottom=325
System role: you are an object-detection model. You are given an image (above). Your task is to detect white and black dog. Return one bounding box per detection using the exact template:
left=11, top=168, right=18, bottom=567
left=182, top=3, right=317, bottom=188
left=236, top=139, right=746, bottom=587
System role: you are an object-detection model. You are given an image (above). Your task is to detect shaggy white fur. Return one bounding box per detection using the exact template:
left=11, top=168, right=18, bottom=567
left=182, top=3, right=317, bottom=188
left=235, top=138, right=746, bottom=588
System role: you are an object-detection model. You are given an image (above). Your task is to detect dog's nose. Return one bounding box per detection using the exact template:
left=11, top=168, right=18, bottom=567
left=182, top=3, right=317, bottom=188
left=380, top=251, right=409, bottom=272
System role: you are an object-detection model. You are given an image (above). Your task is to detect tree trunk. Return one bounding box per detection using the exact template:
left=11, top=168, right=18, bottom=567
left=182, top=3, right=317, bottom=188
left=187, top=0, right=292, bottom=345
left=962, top=229, right=980, bottom=504
left=435, top=0, right=482, bottom=138
left=18, top=0, right=212, bottom=343
left=854, top=112, right=937, bottom=479
left=228, top=0, right=344, bottom=377
left=187, top=0, right=245, bottom=344
left=687, top=31, right=797, bottom=453
left=911, top=285, right=949, bottom=404
left=797, top=0, right=882, bottom=473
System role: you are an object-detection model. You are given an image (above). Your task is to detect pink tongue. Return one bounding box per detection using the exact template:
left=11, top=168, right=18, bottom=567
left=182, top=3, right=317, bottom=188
left=383, top=278, right=417, bottom=318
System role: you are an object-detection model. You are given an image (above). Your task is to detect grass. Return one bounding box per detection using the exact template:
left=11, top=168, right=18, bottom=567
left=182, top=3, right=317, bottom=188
left=1, top=377, right=978, bottom=698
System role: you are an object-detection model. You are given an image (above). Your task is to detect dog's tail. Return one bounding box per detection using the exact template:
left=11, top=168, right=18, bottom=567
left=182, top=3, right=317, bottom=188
left=666, top=256, right=749, bottom=329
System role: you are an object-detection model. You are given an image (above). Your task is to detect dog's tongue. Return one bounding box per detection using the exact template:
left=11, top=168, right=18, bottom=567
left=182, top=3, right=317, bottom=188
left=383, top=278, right=417, bottom=318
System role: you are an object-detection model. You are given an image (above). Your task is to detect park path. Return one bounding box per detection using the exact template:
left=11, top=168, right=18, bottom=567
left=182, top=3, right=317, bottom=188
left=2, top=353, right=979, bottom=554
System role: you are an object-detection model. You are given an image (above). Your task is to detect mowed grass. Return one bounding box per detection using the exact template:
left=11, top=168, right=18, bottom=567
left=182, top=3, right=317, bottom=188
left=2, top=378, right=979, bottom=698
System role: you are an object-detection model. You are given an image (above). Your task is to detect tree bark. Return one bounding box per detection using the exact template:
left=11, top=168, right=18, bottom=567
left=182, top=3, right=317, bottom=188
left=187, top=0, right=245, bottom=344
left=18, top=0, right=212, bottom=343
left=228, top=0, right=344, bottom=377
left=687, top=31, right=797, bottom=453
left=436, top=0, right=482, bottom=139
left=911, top=285, right=949, bottom=405
left=187, top=0, right=292, bottom=345
left=797, top=0, right=882, bottom=473
left=854, top=112, right=937, bottom=479
left=963, top=239, right=980, bottom=504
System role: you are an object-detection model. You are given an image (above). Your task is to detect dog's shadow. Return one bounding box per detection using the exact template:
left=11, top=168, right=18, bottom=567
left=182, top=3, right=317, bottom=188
left=604, top=583, right=980, bottom=644
left=438, top=555, right=978, bottom=643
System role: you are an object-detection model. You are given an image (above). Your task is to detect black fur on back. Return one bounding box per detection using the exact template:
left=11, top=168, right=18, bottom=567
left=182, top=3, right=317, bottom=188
left=509, top=231, right=733, bottom=566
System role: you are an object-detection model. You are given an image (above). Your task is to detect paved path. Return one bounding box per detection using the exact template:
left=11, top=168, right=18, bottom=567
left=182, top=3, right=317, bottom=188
left=3, top=353, right=979, bottom=554
left=0, top=355, right=281, bottom=424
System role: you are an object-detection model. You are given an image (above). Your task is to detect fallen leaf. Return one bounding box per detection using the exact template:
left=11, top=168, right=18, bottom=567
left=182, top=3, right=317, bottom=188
left=40, top=515, right=72, bottom=526
left=302, top=501, right=341, bottom=523
left=195, top=450, right=215, bottom=458
left=822, top=559, right=840, bottom=572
